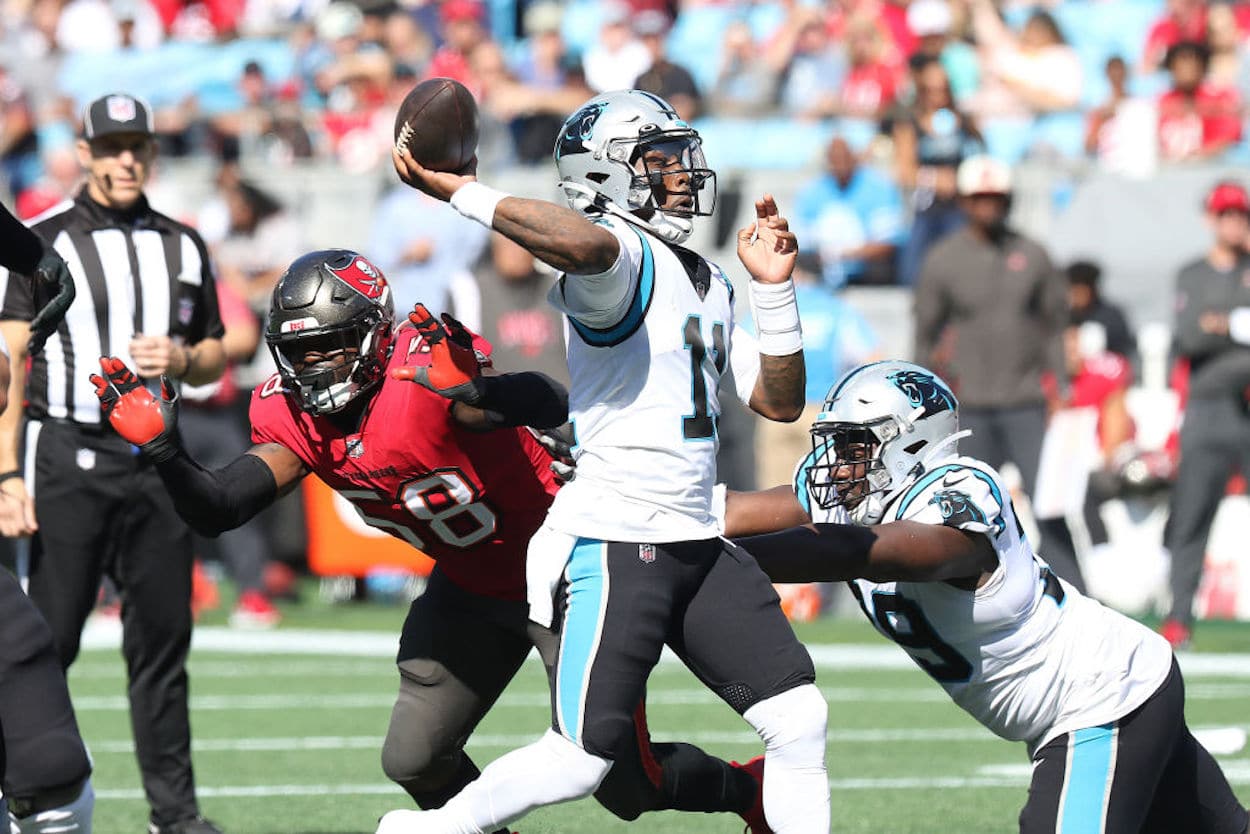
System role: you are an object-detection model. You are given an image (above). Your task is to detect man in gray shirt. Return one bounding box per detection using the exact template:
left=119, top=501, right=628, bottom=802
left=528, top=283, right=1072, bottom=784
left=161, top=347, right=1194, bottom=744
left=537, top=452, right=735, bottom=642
left=1162, top=181, right=1250, bottom=649
left=914, top=155, right=1082, bottom=590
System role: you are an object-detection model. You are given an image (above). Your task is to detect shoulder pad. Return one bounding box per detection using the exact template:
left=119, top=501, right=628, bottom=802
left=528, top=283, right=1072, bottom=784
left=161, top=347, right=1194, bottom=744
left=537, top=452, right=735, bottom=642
left=892, top=462, right=1006, bottom=537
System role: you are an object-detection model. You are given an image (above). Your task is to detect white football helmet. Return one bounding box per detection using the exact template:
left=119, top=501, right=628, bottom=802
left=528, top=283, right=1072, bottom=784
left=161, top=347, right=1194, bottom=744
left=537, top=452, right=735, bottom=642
left=806, top=361, right=965, bottom=525
left=554, top=90, right=715, bottom=245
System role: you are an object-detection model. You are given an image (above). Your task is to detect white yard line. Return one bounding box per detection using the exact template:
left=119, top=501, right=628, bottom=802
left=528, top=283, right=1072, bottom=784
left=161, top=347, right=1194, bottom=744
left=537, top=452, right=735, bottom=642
left=77, top=623, right=1250, bottom=678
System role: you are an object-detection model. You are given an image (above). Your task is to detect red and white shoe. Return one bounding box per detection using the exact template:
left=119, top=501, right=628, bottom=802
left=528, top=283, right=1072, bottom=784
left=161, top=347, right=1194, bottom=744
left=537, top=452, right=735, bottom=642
left=229, top=590, right=281, bottom=629
left=731, top=756, right=772, bottom=834
left=1160, top=618, right=1192, bottom=651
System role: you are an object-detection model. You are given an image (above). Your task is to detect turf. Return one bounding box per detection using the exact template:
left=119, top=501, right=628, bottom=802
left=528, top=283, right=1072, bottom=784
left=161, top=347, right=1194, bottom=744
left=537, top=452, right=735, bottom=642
left=71, top=591, right=1250, bottom=833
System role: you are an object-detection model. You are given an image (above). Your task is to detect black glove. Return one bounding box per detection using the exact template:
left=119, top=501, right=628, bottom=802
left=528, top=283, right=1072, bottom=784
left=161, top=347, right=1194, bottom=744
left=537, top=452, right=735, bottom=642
left=28, top=247, right=76, bottom=356
left=528, top=424, right=576, bottom=485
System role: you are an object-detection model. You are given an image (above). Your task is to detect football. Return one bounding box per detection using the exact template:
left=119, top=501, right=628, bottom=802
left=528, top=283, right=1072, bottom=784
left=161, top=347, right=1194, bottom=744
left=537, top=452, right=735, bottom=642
left=392, top=77, right=479, bottom=173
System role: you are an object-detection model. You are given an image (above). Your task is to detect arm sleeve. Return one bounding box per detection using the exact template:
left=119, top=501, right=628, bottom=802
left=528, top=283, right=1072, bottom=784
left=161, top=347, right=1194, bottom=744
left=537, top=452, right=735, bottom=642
left=153, top=449, right=278, bottom=537
left=547, top=216, right=644, bottom=330
left=0, top=204, right=42, bottom=275
left=472, top=371, right=570, bottom=429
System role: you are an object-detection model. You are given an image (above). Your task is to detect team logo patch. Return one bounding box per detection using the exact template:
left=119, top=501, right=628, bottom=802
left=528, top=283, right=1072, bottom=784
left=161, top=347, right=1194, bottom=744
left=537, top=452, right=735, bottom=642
left=77, top=448, right=96, bottom=471
left=929, top=489, right=1004, bottom=536
left=281, top=317, right=318, bottom=333
left=345, top=435, right=365, bottom=458
left=557, top=101, right=607, bottom=159
left=178, top=297, right=195, bottom=326
left=329, top=256, right=388, bottom=302
left=638, top=543, right=656, bottom=564
left=887, top=370, right=956, bottom=418
left=106, top=95, right=136, bottom=123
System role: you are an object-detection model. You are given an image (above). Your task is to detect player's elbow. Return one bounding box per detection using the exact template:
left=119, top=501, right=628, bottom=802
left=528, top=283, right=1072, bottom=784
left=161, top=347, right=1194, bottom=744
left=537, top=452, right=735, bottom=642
left=752, top=399, right=804, bottom=423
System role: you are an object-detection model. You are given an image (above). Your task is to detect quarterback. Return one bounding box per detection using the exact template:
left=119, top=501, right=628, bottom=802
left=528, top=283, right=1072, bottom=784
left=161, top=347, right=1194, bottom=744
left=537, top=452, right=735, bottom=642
left=92, top=249, right=775, bottom=833
left=724, top=360, right=1250, bottom=834
left=381, top=90, right=828, bottom=834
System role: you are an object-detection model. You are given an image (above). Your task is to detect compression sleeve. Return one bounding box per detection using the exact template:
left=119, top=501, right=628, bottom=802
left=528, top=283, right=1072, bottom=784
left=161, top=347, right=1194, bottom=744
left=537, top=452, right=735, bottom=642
left=734, top=523, right=877, bottom=584
left=0, top=204, right=43, bottom=275
left=153, top=449, right=278, bottom=537
left=475, top=371, right=569, bottom=429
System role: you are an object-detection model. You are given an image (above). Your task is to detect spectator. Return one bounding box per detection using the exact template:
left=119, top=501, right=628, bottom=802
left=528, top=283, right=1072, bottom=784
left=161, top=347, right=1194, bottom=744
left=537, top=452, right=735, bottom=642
left=633, top=11, right=702, bottom=123
left=382, top=9, right=433, bottom=73
left=835, top=14, right=901, bottom=121
left=771, top=6, right=846, bottom=120
left=710, top=20, right=777, bottom=117
left=796, top=135, right=905, bottom=287
left=969, top=0, right=1081, bottom=118
left=913, top=155, right=1083, bottom=591
left=582, top=3, right=652, bottom=93
left=1206, top=3, right=1246, bottom=92
left=906, top=0, right=979, bottom=103
left=892, top=57, right=984, bottom=286
left=1157, top=41, right=1242, bottom=162
left=425, top=0, right=491, bottom=95
left=1142, top=0, right=1209, bottom=73
left=1067, top=260, right=1136, bottom=362
left=1161, top=180, right=1250, bottom=649
left=366, top=182, right=489, bottom=325
left=1085, top=57, right=1130, bottom=156
left=1084, top=56, right=1159, bottom=177
left=471, top=232, right=568, bottom=384
left=0, top=69, right=40, bottom=200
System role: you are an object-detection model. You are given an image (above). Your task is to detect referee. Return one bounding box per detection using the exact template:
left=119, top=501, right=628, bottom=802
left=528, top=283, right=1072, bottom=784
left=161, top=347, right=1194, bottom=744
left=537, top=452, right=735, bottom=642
left=0, top=93, right=226, bottom=834
left=0, top=203, right=94, bottom=833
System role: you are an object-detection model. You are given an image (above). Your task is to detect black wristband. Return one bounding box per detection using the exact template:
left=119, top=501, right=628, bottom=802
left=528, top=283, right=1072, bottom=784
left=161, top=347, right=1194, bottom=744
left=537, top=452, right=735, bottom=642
left=0, top=470, right=22, bottom=484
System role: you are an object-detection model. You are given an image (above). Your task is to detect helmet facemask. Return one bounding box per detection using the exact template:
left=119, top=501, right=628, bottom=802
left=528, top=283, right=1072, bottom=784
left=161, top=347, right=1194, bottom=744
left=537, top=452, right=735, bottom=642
left=617, top=131, right=715, bottom=244
left=807, top=419, right=901, bottom=524
left=268, top=311, right=391, bottom=416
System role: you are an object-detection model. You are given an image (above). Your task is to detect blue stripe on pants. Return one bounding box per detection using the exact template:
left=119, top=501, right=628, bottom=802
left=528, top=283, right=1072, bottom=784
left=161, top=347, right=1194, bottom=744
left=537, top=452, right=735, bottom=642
left=556, top=538, right=607, bottom=744
left=1060, top=723, right=1116, bottom=833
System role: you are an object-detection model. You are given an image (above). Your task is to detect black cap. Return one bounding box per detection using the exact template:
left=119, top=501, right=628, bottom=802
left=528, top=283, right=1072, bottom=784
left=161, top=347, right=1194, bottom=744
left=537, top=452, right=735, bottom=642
left=82, top=93, right=154, bottom=140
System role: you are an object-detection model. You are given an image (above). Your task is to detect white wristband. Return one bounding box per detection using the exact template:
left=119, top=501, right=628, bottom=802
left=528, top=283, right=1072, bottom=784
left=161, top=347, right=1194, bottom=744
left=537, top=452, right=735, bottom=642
left=1230, top=307, right=1250, bottom=345
left=748, top=279, right=803, bottom=355
left=449, top=182, right=509, bottom=228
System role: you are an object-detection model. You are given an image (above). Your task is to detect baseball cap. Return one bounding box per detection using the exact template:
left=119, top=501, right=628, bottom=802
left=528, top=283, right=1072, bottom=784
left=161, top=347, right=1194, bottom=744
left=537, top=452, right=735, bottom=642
left=441, top=0, right=485, bottom=24
left=1206, top=181, right=1250, bottom=214
left=82, top=93, right=154, bottom=140
left=957, top=155, right=1012, bottom=196
left=907, top=0, right=952, bottom=37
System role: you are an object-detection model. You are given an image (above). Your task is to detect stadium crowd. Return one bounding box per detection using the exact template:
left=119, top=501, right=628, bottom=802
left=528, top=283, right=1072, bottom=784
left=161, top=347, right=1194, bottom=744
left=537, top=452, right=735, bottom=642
left=1, top=0, right=1248, bottom=642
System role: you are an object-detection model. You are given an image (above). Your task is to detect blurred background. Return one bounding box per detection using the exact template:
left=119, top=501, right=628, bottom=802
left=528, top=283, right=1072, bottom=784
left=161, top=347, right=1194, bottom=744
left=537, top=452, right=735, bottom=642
left=3, top=0, right=1249, bottom=632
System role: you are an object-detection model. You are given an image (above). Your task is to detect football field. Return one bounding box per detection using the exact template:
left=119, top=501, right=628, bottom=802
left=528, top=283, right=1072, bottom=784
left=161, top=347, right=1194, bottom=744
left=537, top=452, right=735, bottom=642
left=73, top=598, right=1250, bottom=833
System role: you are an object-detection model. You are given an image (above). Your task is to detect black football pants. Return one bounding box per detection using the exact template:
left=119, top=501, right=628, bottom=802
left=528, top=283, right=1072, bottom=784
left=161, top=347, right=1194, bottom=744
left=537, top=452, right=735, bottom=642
left=21, top=420, right=199, bottom=827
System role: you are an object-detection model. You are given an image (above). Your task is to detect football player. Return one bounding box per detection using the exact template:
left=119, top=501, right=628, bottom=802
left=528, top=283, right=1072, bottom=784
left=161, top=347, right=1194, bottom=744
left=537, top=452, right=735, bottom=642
left=381, top=91, right=828, bottom=834
left=91, top=249, right=775, bottom=833
left=722, top=360, right=1250, bottom=834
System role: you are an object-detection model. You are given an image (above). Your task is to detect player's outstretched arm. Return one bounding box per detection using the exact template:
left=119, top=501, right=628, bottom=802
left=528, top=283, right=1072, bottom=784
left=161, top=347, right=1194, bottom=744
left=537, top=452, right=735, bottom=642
left=734, top=517, right=996, bottom=584
left=92, top=357, right=308, bottom=536
left=737, top=196, right=805, bottom=423
left=393, top=304, right=569, bottom=431
left=392, top=149, right=619, bottom=275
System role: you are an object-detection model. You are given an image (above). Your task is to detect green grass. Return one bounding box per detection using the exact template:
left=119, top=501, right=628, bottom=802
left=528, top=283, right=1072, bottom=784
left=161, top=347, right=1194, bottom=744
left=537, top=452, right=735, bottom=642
left=71, top=591, right=1250, bottom=833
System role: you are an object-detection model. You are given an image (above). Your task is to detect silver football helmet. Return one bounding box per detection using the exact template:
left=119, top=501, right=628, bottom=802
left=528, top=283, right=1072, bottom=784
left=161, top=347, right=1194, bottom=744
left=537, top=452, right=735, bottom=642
left=806, top=361, right=964, bottom=525
left=554, top=90, right=715, bottom=245
left=266, top=249, right=395, bottom=416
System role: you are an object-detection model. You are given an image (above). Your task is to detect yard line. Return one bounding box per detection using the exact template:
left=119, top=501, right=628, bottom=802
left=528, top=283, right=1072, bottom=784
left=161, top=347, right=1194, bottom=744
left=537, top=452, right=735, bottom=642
left=77, top=624, right=1250, bottom=679
left=70, top=683, right=1250, bottom=712
left=70, top=659, right=393, bottom=680
left=90, top=762, right=1250, bottom=801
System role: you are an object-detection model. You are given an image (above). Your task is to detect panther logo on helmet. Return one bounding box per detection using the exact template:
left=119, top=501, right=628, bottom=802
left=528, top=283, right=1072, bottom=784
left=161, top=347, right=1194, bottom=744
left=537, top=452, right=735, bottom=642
left=887, top=370, right=956, bottom=419
left=557, top=101, right=607, bottom=160
left=929, top=489, right=1004, bottom=535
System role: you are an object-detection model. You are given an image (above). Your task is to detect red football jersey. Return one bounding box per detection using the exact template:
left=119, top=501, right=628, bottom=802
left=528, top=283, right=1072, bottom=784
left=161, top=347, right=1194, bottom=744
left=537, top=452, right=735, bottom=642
left=249, top=325, right=559, bottom=600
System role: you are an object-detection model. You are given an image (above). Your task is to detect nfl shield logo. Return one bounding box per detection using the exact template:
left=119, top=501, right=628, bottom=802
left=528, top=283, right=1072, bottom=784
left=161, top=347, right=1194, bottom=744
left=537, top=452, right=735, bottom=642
left=107, top=95, right=137, bottom=123
left=178, top=297, right=195, bottom=326
left=638, top=544, right=656, bottom=564
left=346, top=436, right=365, bottom=458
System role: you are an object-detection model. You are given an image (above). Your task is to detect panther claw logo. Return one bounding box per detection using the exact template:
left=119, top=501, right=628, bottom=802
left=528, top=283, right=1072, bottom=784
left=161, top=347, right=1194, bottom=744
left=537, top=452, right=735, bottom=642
left=930, top=489, right=1004, bottom=536
left=888, top=370, right=956, bottom=418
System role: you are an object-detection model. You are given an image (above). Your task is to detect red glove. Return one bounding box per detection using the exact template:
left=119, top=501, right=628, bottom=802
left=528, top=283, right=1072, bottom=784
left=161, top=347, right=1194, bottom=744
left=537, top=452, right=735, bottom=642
left=90, top=356, right=180, bottom=461
left=392, top=303, right=486, bottom=404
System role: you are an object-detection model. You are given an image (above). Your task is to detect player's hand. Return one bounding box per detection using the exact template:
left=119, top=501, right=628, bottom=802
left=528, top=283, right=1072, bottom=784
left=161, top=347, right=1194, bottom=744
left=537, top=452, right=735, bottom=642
left=129, top=334, right=189, bottom=379
left=391, top=303, right=485, bottom=404
left=27, top=246, right=76, bottom=356
left=90, top=356, right=181, bottom=462
left=391, top=147, right=478, bottom=202
left=0, top=476, right=37, bottom=536
left=737, top=194, right=798, bottom=285
left=528, top=425, right=577, bottom=485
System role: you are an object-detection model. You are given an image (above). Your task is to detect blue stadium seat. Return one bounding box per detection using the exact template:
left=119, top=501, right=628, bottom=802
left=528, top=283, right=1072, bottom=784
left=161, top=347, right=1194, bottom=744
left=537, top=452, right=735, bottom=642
left=980, top=118, right=1033, bottom=165
left=1032, top=112, right=1088, bottom=159
left=666, top=6, right=734, bottom=93
left=558, top=0, right=604, bottom=60
left=693, top=117, right=835, bottom=171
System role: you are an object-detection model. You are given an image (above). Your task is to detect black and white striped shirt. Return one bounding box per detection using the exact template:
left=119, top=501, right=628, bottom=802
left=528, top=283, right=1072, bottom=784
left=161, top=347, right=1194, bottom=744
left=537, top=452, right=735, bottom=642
left=0, top=188, right=225, bottom=424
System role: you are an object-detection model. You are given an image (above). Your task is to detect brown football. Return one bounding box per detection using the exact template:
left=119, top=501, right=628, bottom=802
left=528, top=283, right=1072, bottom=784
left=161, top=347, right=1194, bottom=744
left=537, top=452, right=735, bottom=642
left=393, top=77, right=479, bottom=172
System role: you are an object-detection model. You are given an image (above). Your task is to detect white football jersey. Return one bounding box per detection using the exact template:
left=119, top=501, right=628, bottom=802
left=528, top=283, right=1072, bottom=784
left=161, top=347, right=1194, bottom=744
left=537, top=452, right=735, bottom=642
left=545, top=214, right=760, bottom=542
left=799, top=453, right=1173, bottom=755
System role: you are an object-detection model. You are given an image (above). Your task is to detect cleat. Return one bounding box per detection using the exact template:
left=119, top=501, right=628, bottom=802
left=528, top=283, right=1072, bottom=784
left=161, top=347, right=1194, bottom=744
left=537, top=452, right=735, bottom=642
left=1160, top=618, right=1192, bottom=651
left=148, top=816, right=224, bottom=834
left=229, top=590, right=281, bottom=629
left=730, top=756, right=771, bottom=834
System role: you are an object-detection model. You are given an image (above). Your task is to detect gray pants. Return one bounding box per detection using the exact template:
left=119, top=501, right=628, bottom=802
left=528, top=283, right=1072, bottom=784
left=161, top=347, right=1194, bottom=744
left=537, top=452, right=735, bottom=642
left=960, top=403, right=1085, bottom=592
left=1165, top=396, right=1250, bottom=624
